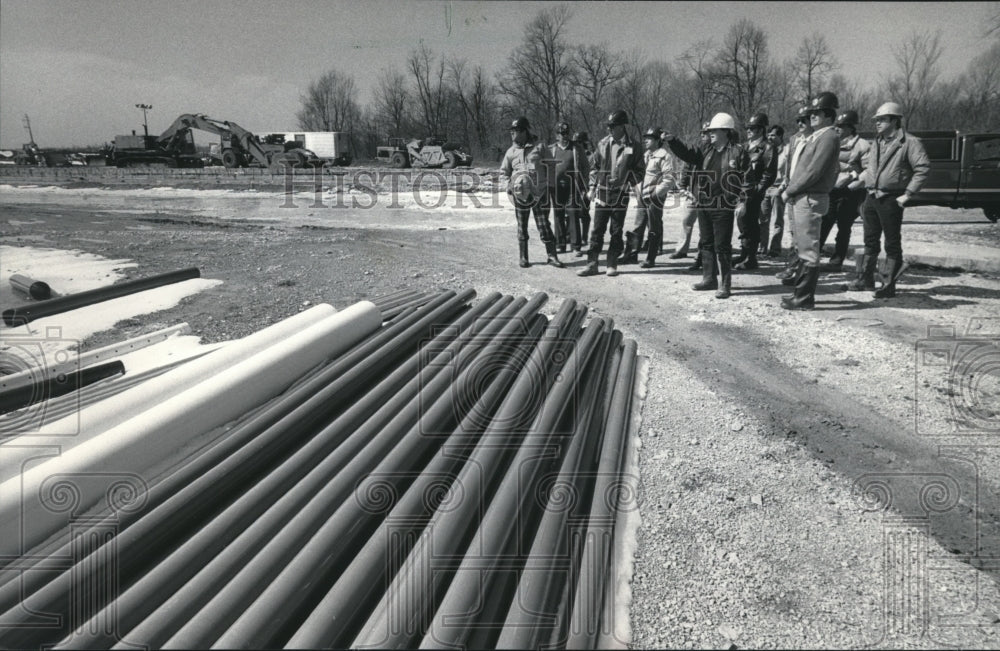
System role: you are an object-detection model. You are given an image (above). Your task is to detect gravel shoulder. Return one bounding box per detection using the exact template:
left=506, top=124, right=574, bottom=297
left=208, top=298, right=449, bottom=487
left=1, top=180, right=999, bottom=649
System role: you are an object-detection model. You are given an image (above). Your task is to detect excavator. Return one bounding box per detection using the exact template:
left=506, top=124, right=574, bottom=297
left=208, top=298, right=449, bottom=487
left=106, top=114, right=324, bottom=169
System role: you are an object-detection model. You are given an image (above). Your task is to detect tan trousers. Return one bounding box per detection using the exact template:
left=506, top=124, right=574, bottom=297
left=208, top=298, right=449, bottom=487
left=788, top=193, right=828, bottom=267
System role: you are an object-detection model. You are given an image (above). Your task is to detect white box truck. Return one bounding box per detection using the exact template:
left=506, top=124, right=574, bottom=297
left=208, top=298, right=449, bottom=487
left=266, top=131, right=352, bottom=166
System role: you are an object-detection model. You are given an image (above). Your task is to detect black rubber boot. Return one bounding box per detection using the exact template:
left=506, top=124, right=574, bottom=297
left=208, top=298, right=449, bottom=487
left=780, top=259, right=803, bottom=286
left=618, top=232, right=639, bottom=265
left=693, top=250, right=718, bottom=290
left=847, top=253, right=877, bottom=291
left=734, top=251, right=758, bottom=271
left=781, top=265, right=818, bottom=310
left=874, top=257, right=903, bottom=298
left=519, top=241, right=530, bottom=268
left=545, top=241, right=566, bottom=268
left=716, top=252, right=732, bottom=298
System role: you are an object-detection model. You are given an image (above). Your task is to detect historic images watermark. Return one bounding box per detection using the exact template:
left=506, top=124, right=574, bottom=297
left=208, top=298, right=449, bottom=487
left=914, top=318, right=1000, bottom=437
left=0, top=325, right=82, bottom=436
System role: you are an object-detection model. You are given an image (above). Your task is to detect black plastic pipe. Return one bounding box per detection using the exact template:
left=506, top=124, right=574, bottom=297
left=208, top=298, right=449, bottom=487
left=156, top=295, right=543, bottom=649
left=495, top=327, right=618, bottom=649
left=420, top=317, right=606, bottom=649
left=9, top=273, right=52, bottom=300
left=350, top=300, right=578, bottom=649
left=0, top=360, right=125, bottom=415
left=216, top=309, right=558, bottom=648
left=286, top=315, right=551, bottom=649
left=2, top=268, right=201, bottom=327
left=56, top=293, right=517, bottom=649
left=566, top=338, right=638, bottom=651
left=1, top=292, right=480, bottom=648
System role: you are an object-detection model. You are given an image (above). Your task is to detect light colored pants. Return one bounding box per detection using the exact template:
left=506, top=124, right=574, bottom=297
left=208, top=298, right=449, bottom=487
left=788, top=193, right=828, bottom=267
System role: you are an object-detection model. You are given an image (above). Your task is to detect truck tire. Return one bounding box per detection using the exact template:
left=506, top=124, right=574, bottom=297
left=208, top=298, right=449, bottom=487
left=390, top=152, right=408, bottom=168
left=222, top=149, right=239, bottom=169
left=444, top=151, right=458, bottom=169
left=985, top=207, right=999, bottom=223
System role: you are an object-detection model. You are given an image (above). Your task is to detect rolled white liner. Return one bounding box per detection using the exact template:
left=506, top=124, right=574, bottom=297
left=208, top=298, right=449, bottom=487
left=0, top=301, right=381, bottom=557
left=0, top=305, right=337, bottom=482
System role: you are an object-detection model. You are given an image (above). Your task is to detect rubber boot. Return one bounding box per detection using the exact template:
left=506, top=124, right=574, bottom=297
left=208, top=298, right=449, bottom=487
left=686, top=250, right=703, bottom=272
left=781, top=265, right=818, bottom=310
left=874, top=257, right=903, bottom=298
left=780, top=258, right=803, bottom=286
left=847, top=253, right=877, bottom=291
left=734, top=250, right=758, bottom=271
left=518, top=240, right=530, bottom=268
left=545, top=241, right=566, bottom=268
left=693, top=250, right=718, bottom=290
left=775, top=252, right=799, bottom=281
left=716, top=253, right=732, bottom=299
left=577, top=250, right=599, bottom=277
left=606, top=251, right=619, bottom=276
left=618, top=232, right=639, bottom=265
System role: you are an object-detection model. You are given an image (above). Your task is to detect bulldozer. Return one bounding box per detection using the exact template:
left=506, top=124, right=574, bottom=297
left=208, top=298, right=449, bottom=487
left=377, top=137, right=473, bottom=169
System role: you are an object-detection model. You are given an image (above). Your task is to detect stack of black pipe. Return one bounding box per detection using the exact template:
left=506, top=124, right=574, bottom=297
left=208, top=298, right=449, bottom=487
left=0, top=288, right=639, bottom=650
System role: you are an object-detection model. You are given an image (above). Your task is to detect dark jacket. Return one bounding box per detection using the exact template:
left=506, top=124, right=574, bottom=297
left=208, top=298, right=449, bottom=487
left=589, top=133, right=645, bottom=206
left=666, top=136, right=749, bottom=210
left=743, top=138, right=778, bottom=195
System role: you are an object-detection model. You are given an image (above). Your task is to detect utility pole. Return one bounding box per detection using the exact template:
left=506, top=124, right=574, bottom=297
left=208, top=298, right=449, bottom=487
left=136, top=104, right=152, bottom=136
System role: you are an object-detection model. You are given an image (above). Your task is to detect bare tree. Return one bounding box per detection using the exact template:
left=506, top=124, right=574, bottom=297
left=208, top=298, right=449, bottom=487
left=827, top=73, right=875, bottom=126
left=372, top=67, right=411, bottom=138
left=296, top=69, right=360, bottom=132
left=766, top=59, right=799, bottom=130
left=712, top=19, right=773, bottom=123
left=449, top=58, right=500, bottom=158
left=883, top=30, right=944, bottom=129
left=792, top=33, right=839, bottom=102
left=612, top=50, right=648, bottom=137
left=677, top=39, right=719, bottom=132
left=568, top=43, right=625, bottom=134
left=407, top=43, right=449, bottom=137
left=958, top=41, right=1000, bottom=130
left=988, top=3, right=1000, bottom=38
left=497, top=4, right=575, bottom=137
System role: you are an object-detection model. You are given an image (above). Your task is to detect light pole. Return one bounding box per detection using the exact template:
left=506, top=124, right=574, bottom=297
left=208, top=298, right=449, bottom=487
left=136, top=104, right=152, bottom=136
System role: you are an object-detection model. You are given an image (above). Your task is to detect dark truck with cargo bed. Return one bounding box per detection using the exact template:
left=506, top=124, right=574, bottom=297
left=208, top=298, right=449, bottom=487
left=862, top=131, right=1000, bottom=223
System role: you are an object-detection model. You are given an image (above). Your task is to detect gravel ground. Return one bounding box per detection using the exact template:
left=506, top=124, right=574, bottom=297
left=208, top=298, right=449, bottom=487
left=1, top=176, right=999, bottom=649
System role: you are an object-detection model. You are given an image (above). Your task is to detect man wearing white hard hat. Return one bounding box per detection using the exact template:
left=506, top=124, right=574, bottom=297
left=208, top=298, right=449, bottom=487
left=664, top=112, right=750, bottom=299
left=853, top=102, right=930, bottom=299
left=780, top=91, right=842, bottom=310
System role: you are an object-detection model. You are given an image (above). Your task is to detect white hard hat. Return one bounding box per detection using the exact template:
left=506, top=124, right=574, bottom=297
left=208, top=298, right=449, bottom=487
left=874, top=102, right=903, bottom=119
left=707, top=112, right=736, bottom=130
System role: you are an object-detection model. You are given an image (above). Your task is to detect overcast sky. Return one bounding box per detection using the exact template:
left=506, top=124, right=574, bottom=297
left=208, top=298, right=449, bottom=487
left=1, top=0, right=996, bottom=148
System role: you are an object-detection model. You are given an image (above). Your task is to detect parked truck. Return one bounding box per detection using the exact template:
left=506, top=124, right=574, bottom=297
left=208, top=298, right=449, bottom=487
left=862, top=130, right=1000, bottom=223
left=263, top=131, right=352, bottom=166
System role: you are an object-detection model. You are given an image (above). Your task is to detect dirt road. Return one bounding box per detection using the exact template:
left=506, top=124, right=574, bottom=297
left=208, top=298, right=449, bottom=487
left=2, top=182, right=999, bottom=648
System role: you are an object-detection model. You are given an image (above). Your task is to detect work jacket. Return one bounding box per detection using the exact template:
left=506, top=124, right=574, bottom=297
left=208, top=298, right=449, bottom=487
left=836, top=134, right=871, bottom=191
left=742, top=137, right=778, bottom=195
left=785, top=126, right=840, bottom=198
left=544, top=141, right=590, bottom=192
left=639, top=147, right=678, bottom=203
left=859, top=130, right=931, bottom=198
left=501, top=139, right=545, bottom=202
left=666, top=136, right=749, bottom=210
left=589, top=133, right=644, bottom=206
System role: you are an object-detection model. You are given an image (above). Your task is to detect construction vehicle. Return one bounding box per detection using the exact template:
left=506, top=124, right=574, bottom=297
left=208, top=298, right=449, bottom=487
left=377, top=136, right=473, bottom=169
left=13, top=116, right=49, bottom=166
left=106, top=114, right=324, bottom=170
left=262, top=131, right=352, bottom=166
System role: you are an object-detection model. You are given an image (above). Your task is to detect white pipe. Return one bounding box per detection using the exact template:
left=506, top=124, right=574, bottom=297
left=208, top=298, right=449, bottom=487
left=0, top=305, right=335, bottom=478
left=0, top=301, right=380, bottom=557
left=0, top=324, right=192, bottom=392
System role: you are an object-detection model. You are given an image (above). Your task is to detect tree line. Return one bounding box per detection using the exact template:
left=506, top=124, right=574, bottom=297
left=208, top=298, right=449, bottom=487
left=296, top=4, right=1000, bottom=163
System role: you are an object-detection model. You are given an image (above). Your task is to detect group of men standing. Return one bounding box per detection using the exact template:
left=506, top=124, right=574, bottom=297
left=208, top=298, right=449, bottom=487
left=500, top=93, right=930, bottom=310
